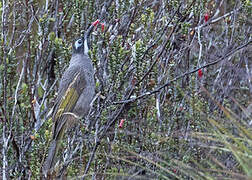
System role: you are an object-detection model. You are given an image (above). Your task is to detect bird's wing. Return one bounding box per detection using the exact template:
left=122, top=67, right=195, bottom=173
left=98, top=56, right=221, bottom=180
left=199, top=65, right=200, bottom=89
left=44, top=66, right=87, bottom=172
left=52, top=65, right=87, bottom=140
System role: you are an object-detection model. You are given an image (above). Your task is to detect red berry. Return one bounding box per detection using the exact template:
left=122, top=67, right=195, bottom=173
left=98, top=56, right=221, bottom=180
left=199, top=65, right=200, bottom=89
left=198, top=69, right=203, bottom=78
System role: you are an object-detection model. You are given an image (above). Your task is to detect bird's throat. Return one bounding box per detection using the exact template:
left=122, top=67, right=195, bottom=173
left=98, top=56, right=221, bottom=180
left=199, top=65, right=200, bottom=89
left=84, top=39, right=89, bottom=55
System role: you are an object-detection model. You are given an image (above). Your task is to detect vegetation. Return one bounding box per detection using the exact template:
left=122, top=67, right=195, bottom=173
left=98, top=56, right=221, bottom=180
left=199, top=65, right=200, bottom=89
left=0, top=0, right=251, bottom=179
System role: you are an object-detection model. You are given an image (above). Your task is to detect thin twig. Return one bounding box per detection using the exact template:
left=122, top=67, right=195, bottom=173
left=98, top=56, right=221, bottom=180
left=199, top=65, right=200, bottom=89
left=197, top=21, right=202, bottom=66
left=194, top=8, right=240, bottom=30
left=11, top=61, right=24, bottom=120
left=82, top=141, right=100, bottom=180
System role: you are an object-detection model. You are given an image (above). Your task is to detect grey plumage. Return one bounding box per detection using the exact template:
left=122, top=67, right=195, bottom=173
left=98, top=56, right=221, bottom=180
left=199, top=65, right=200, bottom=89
left=43, top=23, right=96, bottom=176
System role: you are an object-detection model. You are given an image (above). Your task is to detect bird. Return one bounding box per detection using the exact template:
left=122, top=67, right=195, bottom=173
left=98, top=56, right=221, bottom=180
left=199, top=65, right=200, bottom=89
left=43, top=20, right=99, bottom=176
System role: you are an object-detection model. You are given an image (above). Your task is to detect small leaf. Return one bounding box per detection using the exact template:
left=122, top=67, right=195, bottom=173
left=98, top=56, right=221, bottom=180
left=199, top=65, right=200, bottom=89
left=38, top=85, right=44, bottom=98
left=49, top=32, right=56, bottom=41
left=22, top=83, right=28, bottom=93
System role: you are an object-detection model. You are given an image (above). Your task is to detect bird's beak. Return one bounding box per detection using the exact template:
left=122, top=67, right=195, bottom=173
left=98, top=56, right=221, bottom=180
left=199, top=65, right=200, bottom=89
left=85, top=19, right=99, bottom=40
left=83, top=20, right=100, bottom=54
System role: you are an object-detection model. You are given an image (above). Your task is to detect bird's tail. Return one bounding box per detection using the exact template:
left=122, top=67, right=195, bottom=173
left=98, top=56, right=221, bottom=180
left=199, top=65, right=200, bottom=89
left=43, top=139, right=59, bottom=176
left=43, top=115, right=69, bottom=177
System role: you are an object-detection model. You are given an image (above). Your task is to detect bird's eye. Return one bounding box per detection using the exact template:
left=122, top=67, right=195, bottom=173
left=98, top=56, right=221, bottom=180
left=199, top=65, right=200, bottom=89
left=75, top=39, right=83, bottom=49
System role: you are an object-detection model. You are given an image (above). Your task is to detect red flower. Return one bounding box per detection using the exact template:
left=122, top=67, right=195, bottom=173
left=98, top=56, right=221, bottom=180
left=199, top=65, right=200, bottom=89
left=119, top=119, right=125, bottom=128
left=198, top=69, right=203, bottom=78
left=204, top=13, right=209, bottom=22
left=92, top=19, right=100, bottom=26
left=101, top=23, right=105, bottom=32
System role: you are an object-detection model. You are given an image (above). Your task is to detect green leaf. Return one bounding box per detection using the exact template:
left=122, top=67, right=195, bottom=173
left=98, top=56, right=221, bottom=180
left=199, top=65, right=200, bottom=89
left=22, top=83, right=28, bottom=93
left=0, top=64, right=4, bottom=71
left=38, top=85, right=44, bottom=98
left=49, top=32, right=56, bottom=41
left=49, top=18, right=55, bottom=22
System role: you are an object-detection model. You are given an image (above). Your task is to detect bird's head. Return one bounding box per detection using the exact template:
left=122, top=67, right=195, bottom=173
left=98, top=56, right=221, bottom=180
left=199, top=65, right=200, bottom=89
left=72, top=20, right=100, bottom=56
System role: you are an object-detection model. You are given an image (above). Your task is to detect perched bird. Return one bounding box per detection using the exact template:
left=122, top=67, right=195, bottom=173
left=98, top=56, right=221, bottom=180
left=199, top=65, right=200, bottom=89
left=43, top=21, right=98, bottom=176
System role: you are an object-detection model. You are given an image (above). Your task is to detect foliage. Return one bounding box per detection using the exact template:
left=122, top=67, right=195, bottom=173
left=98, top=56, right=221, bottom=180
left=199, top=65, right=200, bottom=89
left=0, top=0, right=251, bottom=179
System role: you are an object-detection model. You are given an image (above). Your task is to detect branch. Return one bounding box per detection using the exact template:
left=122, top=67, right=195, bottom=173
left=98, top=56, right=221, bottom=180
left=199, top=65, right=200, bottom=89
left=114, top=40, right=252, bottom=104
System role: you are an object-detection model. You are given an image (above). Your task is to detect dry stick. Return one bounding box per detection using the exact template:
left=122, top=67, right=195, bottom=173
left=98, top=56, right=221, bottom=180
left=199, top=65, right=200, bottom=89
left=11, top=63, right=25, bottom=120
left=114, top=40, right=252, bottom=104
left=82, top=140, right=100, bottom=179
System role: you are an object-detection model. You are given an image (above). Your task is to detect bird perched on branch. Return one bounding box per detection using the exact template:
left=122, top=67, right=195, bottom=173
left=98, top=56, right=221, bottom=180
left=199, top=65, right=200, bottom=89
left=43, top=20, right=99, bottom=176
